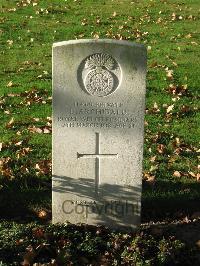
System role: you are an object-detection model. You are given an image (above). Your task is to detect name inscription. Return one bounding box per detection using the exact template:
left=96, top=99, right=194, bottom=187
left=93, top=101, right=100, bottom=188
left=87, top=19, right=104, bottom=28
left=57, top=101, right=136, bottom=129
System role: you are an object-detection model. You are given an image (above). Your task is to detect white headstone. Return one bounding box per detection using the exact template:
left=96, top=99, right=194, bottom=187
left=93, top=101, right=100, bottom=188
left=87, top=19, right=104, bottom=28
left=52, top=39, right=146, bottom=230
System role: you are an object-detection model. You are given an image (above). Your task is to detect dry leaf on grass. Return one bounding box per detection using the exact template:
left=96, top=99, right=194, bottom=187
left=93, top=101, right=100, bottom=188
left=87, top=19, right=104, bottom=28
left=173, top=171, right=181, bottom=178
left=143, top=173, right=156, bottom=186
left=166, top=104, right=174, bottom=113
left=38, top=210, right=48, bottom=219
left=6, top=117, right=14, bottom=128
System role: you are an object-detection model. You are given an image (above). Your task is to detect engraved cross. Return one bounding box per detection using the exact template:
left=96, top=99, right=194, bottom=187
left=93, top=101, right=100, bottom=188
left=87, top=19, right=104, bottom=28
left=77, top=132, right=118, bottom=195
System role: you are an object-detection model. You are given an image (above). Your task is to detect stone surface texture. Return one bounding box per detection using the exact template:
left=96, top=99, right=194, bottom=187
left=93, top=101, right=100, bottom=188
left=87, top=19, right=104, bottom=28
left=52, top=39, right=146, bottom=230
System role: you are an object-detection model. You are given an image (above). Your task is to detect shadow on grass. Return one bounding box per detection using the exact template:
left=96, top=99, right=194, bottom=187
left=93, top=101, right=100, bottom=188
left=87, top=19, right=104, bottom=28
left=142, top=179, right=200, bottom=222
left=0, top=178, right=199, bottom=224
left=0, top=186, right=51, bottom=222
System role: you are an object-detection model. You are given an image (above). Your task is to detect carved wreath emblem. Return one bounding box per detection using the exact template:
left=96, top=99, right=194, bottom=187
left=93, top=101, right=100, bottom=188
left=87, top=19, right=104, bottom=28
left=83, top=53, right=119, bottom=97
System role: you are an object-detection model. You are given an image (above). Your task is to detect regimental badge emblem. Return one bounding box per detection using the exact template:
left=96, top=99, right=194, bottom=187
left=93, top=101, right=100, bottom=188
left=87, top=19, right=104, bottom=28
left=79, top=53, right=121, bottom=97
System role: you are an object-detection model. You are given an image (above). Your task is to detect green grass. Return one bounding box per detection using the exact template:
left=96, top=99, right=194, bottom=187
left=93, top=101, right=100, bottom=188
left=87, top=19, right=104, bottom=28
left=0, top=0, right=200, bottom=248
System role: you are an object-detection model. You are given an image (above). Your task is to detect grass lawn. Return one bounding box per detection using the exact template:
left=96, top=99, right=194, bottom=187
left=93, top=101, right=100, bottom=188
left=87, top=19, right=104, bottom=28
left=0, top=0, right=200, bottom=265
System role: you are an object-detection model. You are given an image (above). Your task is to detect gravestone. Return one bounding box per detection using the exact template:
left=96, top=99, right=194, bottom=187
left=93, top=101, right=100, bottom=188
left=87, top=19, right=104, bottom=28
left=52, top=39, right=146, bottom=230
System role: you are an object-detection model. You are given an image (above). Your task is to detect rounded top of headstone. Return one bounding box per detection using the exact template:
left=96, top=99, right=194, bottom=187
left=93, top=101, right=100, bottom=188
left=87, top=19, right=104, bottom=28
left=53, top=39, right=146, bottom=51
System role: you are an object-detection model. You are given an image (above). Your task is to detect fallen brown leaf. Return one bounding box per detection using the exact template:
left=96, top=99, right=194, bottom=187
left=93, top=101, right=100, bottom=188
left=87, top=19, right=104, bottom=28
left=43, top=127, right=51, bottom=134
left=29, top=126, right=43, bottom=134
left=22, top=245, right=36, bottom=266
left=38, top=210, right=48, bottom=219
left=188, top=171, right=196, bottom=178
left=6, top=81, right=15, bottom=87
left=150, top=156, right=156, bottom=162
left=143, top=173, right=156, bottom=186
left=157, top=144, right=165, bottom=154
left=173, top=171, right=181, bottom=178
left=6, top=117, right=14, bottom=128
left=166, top=104, right=174, bottom=113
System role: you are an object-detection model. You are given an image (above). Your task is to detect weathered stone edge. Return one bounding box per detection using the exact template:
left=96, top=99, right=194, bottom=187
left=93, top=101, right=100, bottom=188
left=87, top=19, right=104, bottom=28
left=52, top=38, right=146, bottom=50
